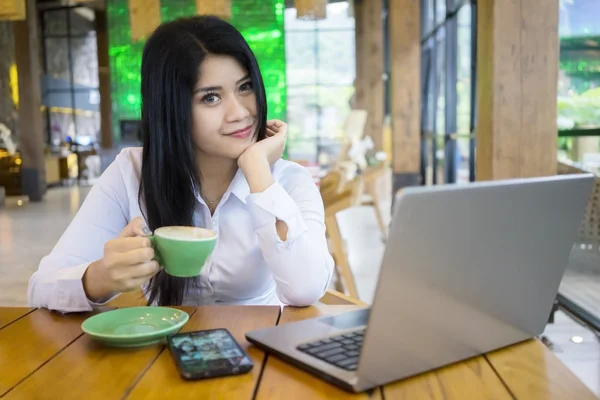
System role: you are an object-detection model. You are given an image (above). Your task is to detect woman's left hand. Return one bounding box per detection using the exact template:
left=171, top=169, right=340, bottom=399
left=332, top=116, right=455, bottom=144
left=238, top=120, right=287, bottom=168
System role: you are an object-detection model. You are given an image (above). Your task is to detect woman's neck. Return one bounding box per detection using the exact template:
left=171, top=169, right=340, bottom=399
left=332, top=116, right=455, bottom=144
left=195, top=151, right=239, bottom=195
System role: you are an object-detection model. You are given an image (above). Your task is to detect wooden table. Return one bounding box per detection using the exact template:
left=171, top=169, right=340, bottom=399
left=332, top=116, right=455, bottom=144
left=0, top=305, right=596, bottom=399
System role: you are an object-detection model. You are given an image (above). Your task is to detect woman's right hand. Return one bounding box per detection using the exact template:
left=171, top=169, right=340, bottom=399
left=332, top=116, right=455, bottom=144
left=83, top=217, right=161, bottom=301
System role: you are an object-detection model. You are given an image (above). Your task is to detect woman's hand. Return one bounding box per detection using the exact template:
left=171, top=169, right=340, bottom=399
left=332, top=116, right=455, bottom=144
left=238, top=120, right=287, bottom=168
left=83, top=217, right=161, bottom=301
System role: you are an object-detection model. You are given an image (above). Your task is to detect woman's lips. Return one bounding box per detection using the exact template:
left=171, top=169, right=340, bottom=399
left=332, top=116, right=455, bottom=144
left=227, top=125, right=253, bottom=139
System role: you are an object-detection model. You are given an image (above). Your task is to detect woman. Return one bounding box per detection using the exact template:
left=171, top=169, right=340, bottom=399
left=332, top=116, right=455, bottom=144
left=28, top=16, right=334, bottom=312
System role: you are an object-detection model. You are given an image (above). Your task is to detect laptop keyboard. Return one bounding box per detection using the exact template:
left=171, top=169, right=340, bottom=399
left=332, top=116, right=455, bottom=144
left=296, top=329, right=365, bottom=371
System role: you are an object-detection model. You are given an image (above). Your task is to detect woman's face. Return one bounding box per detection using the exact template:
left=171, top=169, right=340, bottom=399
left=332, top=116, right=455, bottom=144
left=191, top=54, right=258, bottom=160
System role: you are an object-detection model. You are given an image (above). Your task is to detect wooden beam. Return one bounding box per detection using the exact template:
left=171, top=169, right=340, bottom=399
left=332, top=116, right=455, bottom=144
left=196, top=0, right=232, bottom=19
left=128, top=0, right=161, bottom=42
left=0, top=0, right=25, bottom=20
left=354, top=0, right=384, bottom=151
left=13, top=0, right=45, bottom=201
left=96, top=10, right=113, bottom=149
left=389, top=0, right=420, bottom=175
left=476, top=0, right=559, bottom=180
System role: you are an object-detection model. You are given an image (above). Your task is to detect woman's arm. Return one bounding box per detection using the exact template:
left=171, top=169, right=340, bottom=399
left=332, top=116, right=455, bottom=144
left=28, top=151, right=132, bottom=312
left=240, top=157, right=334, bottom=307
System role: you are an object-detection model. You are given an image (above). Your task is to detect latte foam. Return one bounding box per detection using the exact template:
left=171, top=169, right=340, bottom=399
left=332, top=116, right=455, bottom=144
left=155, top=226, right=216, bottom=241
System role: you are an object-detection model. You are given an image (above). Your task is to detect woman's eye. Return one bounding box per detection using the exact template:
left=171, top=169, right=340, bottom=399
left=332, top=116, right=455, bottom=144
left=201, top=93, right=220, bottom=104
left=240, top=81, right=253, bottom=92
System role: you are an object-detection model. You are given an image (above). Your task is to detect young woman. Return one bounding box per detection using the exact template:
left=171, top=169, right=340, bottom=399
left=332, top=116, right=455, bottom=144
left=28, top=15, right=334, bottom=312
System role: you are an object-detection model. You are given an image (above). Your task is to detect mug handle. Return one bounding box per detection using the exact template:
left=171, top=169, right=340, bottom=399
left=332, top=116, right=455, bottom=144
left=147, top=235, right=164, bottom=266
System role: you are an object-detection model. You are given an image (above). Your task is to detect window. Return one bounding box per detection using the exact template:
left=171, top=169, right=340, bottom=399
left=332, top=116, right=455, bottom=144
left=557, top=0, right=600, bottom=163
left=284, top=2, right=355, bottom=165
left=420, top=0, right=475, bottom=185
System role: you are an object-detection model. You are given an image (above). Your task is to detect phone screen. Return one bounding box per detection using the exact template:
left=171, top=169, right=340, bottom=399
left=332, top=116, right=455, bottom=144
left=168, top=329, right=253, bottom=379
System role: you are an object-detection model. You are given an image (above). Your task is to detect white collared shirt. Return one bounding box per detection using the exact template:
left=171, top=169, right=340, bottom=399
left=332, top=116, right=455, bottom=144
left=28, top=147, right=334, bottom=312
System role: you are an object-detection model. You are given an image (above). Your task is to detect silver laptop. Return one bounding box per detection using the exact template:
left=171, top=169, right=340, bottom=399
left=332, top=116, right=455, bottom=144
left=245, top=174, right=594, bottom=393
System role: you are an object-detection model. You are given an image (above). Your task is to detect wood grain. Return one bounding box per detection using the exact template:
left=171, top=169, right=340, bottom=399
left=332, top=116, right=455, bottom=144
left=3, top=307, right=195, bottom=400
left=389, top=0, right=421, bottom=174
left=353, top=0, right=384, bottom=151
left=255, top=305, right=381, bottom=400
left=383, top=356, right=512, bottom=399
left=0, top=309, right=91, bottom=397
left=0, top=0, right=25, bottom=20
left=127, top=0, right=160, bottom=42
left=319, top=289, right=368, bottom=307
left=486, top=339, right=598, bottom=400
left=0, top=307, right=34, bottom=330
left=126, top=306, right=280, bottom=400
left=476, top=0, right=559, bottom=180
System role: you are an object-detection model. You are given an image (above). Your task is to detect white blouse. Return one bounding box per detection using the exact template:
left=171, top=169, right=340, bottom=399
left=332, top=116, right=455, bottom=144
left=28, top=147, right=334, bottom=312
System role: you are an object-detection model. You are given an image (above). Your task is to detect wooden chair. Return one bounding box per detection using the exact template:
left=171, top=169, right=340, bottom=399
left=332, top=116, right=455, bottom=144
left=555, top=160, right=600, bottom=331
left=357, top=164, right=392, bottom=241
left=320, top=173, right=363, bottom=300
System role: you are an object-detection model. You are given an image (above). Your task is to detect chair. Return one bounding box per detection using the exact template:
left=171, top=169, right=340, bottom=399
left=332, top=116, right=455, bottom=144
left=555, top=160, right=600, bottom=332
left=320, top=172, right=364, bottom=300
left=357, top=164, right=392, bottom=241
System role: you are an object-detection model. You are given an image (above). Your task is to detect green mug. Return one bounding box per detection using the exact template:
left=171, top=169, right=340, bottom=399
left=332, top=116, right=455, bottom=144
left=147, top=226, right=217, bottom=277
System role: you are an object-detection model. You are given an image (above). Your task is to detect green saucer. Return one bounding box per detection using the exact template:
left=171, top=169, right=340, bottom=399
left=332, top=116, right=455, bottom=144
left=81, top=307, right=189, bottom=347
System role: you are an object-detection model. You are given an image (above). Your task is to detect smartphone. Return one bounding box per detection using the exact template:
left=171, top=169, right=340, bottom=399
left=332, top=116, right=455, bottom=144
left=167, top=328, right=253, bottom=380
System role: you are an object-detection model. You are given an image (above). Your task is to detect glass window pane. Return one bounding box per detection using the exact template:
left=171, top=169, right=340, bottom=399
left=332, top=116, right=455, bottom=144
left=71, top=38, right=99, bottom=87
left=558, top=0, right=600, bottom=132
left=287, top=139, right=318, bottom=163
left=68, top=9, right=96, bottom=36
left=317, top=2, right=355, bottom=30
left=422, top=0, right=434, bottom=37
left=456, top=4, right=472, bottom=134
left=285, top=32, right=317, bottom=85
left=559, top=0, right=600, bottom=37
left=285, top=7, right=317, bottom=31
left=435, top=135, right=446, bottom=184
left=456, top=137, right=470, bottom=183
left=317, top=85, right=354, bottom=141
left=318, top=31, right=355, bottom=85
left=421, top=40, right=435, bottom=135
left=285, top=2, right=354, bottom=31
left=435, top=28, right=446, bottom=136
left=44, top=10, right=67, bottom=36
left=287, top=85, right=319, bottom=142
left=435, top=0, right=446, bottom=25
left=45, top=38, right=70, bottom=80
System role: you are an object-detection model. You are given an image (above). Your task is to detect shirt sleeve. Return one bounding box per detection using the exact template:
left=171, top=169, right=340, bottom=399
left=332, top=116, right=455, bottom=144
left=245, top=165, right=335, bottom=306
left=27, top=151, right=131, bottom=312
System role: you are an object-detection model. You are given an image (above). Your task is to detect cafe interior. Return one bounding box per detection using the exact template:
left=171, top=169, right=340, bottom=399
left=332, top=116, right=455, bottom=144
left=0, top=0, right=599, bottom=398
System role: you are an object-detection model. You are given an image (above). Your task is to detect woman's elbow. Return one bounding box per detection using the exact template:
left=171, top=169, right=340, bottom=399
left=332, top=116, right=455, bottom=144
left=278, top=285, right=326, bottom=307
left=27, top=272, right=43, bottom=308
left=278, top=258, right=333, bottom=307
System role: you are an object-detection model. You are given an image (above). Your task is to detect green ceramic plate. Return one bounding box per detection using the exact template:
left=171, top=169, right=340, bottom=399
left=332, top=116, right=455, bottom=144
left=81, top=307, right=189, bottom=347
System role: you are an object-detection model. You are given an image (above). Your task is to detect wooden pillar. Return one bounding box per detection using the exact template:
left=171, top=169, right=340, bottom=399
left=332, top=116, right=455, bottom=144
left=476, top=0, right=559, bottom=180
left=354, top=0, right=384, bottom=151
left=13, top=0, right=45, bottom=201
left=96, top=10, right=113, bottom=149
left=389, top=0, right=421, bottom=193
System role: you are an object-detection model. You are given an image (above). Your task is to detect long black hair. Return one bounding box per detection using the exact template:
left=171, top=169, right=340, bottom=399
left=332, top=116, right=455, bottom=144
left=138, top=15, right=268, bottom=306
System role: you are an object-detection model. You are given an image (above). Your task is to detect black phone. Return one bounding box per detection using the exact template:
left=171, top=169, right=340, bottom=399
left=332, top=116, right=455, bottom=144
left=166, top=328, right=253, bottom=380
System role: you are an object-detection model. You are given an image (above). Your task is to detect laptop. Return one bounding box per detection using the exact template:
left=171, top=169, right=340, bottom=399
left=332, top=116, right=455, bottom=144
left=245, top=174, right=594, bottom=393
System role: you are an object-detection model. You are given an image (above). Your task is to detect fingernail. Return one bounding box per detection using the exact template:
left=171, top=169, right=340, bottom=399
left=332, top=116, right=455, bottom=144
left=142, top=226, right=152, bottom=235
